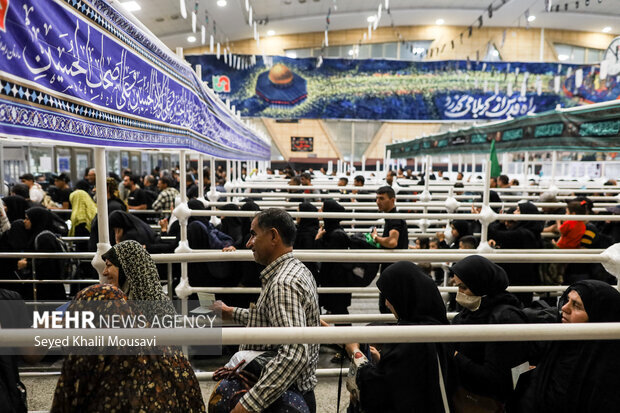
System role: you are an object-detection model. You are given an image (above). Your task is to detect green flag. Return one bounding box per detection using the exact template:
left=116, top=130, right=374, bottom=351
left=490, top=140, right=501, bottom=178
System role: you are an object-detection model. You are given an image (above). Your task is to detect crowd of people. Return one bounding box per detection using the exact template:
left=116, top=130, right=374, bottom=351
left=0, top=164, right=619, bottom=412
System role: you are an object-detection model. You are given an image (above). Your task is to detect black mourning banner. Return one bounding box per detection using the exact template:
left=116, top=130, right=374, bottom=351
left=291, top=137, right=314, bottom=152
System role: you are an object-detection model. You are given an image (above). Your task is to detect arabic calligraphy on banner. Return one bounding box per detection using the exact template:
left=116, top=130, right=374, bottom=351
left=0, top=0, right=269, bottom=159
left=437, top=93, right=537, bottom=119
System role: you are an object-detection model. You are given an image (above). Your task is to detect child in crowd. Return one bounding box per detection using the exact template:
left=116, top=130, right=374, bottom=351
left=553, top=199, right=587, bottom=249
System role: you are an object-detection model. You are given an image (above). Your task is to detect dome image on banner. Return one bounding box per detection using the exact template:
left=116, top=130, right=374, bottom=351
left=255, top=63, right=308, bottom=106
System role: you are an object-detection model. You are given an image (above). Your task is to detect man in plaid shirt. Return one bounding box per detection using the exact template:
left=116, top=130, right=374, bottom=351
left=151, top=175, right=179, bottom=215
left=216, top=208, right=320, bottom=413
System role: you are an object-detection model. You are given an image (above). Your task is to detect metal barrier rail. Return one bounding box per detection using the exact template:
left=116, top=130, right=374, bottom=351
left=0, top=249, right=611, bottom=263
left=19, top=368, right=350, bottom=380
left=4, top=323, right=620, bottom=346
left=186, top=210, right=620, bottom=222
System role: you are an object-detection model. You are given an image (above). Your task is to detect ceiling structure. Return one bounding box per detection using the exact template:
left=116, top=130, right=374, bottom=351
left=112, top=0, right=620, bottom=50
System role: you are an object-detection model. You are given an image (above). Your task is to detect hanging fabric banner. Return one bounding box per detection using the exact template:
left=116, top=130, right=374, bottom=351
left=0, top=0, right=269, bottom=160
left=186, top=54, right=619, bottom=121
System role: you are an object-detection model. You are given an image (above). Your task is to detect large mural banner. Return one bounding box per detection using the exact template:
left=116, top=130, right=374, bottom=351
left=0, top=0, right=269, bottom=159
left=186, top=54, right=620, bottom=121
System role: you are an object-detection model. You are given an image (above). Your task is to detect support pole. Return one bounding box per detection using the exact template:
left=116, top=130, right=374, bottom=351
left=351, top=122, right=355, bottom=168
left=551, top=151, right=557, bottom=185
left=523, top=151, right=529, bottom=186
left=198, top=155, right=205, bottom=201
left=92, top=147, right=110, bottom=277
left=448, top=155, right=452, bottom=180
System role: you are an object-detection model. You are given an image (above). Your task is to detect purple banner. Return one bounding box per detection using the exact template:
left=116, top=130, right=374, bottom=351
left=0, top=0, right=269, bottom=159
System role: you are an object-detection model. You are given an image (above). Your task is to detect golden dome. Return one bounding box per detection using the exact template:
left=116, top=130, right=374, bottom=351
left=268, top=63, right=294, bottom=85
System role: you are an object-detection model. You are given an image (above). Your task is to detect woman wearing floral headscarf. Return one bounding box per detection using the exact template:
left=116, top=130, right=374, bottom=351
left=51, top=284, right=205, bottom=412
left=101, top=240, right=175, bottom=320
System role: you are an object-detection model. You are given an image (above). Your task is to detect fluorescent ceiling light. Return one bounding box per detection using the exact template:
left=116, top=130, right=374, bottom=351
left=120, top=1, right=141, bottom=12
left=435, top=19, right=444, bottom=25
left=286, top=51, right=297, bottom=58
left=527, top=15, right=536, bottom=22
left=558, top=54, right=569, bottom=61
left=602, top=26, right=612, bottom=33
left=267, top=30, right=275, bottom=36
left=217, top=0, right=227, bottom=7
left=348, top=49, right=354, bottom=55
left=367, top=16, right=376, bottom=23
left=187, top=35, right=196, bottom=43
left=491, top=50, right=499, bottom=57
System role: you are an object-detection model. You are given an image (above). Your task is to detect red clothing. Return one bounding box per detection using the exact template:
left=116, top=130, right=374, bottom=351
left=556, top=220, right=586, bottom=249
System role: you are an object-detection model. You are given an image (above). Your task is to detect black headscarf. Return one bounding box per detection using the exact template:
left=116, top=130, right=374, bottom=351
left=240, top=200, right=260, bottom=240
left=219, top=203, right=243, bottom=246
left=2, top=196, right=29, bottom=222
left=515, top=201, right=544, bottom=237
left=451, top=220, right=472, bottom=240
left=108, top=210, right=157, bottom=247
left=377, top=261, right=448, bottom=325
left=450, top=255, right=507, bottom=296
left=561, top=280, right=620, bottom=323
left=513, top=280, right=620, bottom=413
left=450, top=255, right=522, bottom=323
left=187, top=198, right=211, bottom=226
left=297, top=202, right=319, bottom=231
left=322, top=200, right=345, bottom=232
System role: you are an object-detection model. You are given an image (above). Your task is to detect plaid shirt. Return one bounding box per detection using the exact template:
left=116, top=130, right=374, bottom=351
left=151, top=187, right=178, bottom=212
left=232, top=252, right=320, bottom=412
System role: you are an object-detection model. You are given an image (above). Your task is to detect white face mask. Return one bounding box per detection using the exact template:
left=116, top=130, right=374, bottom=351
left=456, top=291, right=482, bottom=312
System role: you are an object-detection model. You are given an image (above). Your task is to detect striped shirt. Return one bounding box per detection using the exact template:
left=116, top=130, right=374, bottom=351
left=232, top=252, right=320, bottom=412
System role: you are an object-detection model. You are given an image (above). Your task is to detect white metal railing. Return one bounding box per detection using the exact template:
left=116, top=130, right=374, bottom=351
left=0, top=249, right=612, bottom=263
left=4, top=323, right=620, bottom=347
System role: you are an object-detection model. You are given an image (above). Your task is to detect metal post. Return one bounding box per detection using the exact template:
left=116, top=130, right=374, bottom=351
left=447, top=155, right=452, bottom=180
left=480, top=159, right=492, bottom=245
left=0, top=139, right=4, bottom=196
left=551, top=151, right=557, bottom=185
left=198, top=155, right=204, bottom=200
left=92, top=147, right=110, bottom=278
left=351, top=122, right=355, bottom=167
left=523, top=151, right=529, bottom=186
left=458, top=154, right=463, bottom=173
left=471, top=153, right=476, bottom=175
left=361, top=156, right=366, bottom=173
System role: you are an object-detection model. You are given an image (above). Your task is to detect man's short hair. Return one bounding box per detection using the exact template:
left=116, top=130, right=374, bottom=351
left=19, top=173, right=34, bottom=182
left=459, top=235, right=478, bottom=249
left=498, top=175, right=509, bottom=186
left=129, top=175, right=141, bottom=186
left=339, top=177, right=348, bottom=185
left=300, top=172, right=312, bottom=181
left=254, top=208, right=297, bottom=247
left=354, top=175, right=365, bottom=185
left=186, top=173, right=195, bottom=183
left=160, top=176, right=173, bottom=188
left=289, top=176, right=301, bottom=185
left=376, top=185, right=396, bottom=199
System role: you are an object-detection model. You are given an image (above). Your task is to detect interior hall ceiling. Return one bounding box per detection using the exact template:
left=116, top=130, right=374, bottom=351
left=119, top=0, right=620, bottom=50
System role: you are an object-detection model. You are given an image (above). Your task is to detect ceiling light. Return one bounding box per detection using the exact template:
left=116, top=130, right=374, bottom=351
left=527, top=15, right=536, bottom=22
left=267, top=30, right=275, bottom=36
left=286, top=51, right=297, bottom=58
left=603, top=26, right=612, bottom=33
left=187, top=35, right=196, bottom=43
left=217, top=0, right=227, bottom=7
left=348, top=49, right=354, bottom=56
left=367, top=15, right=376, bottom=23
left=491, top=50, right=499, bottom=57
left=435, top=19, right=444, bottom=25
left=558, top=54, right=569, bottom=61
left=120, top=1, right=141, bottom=12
